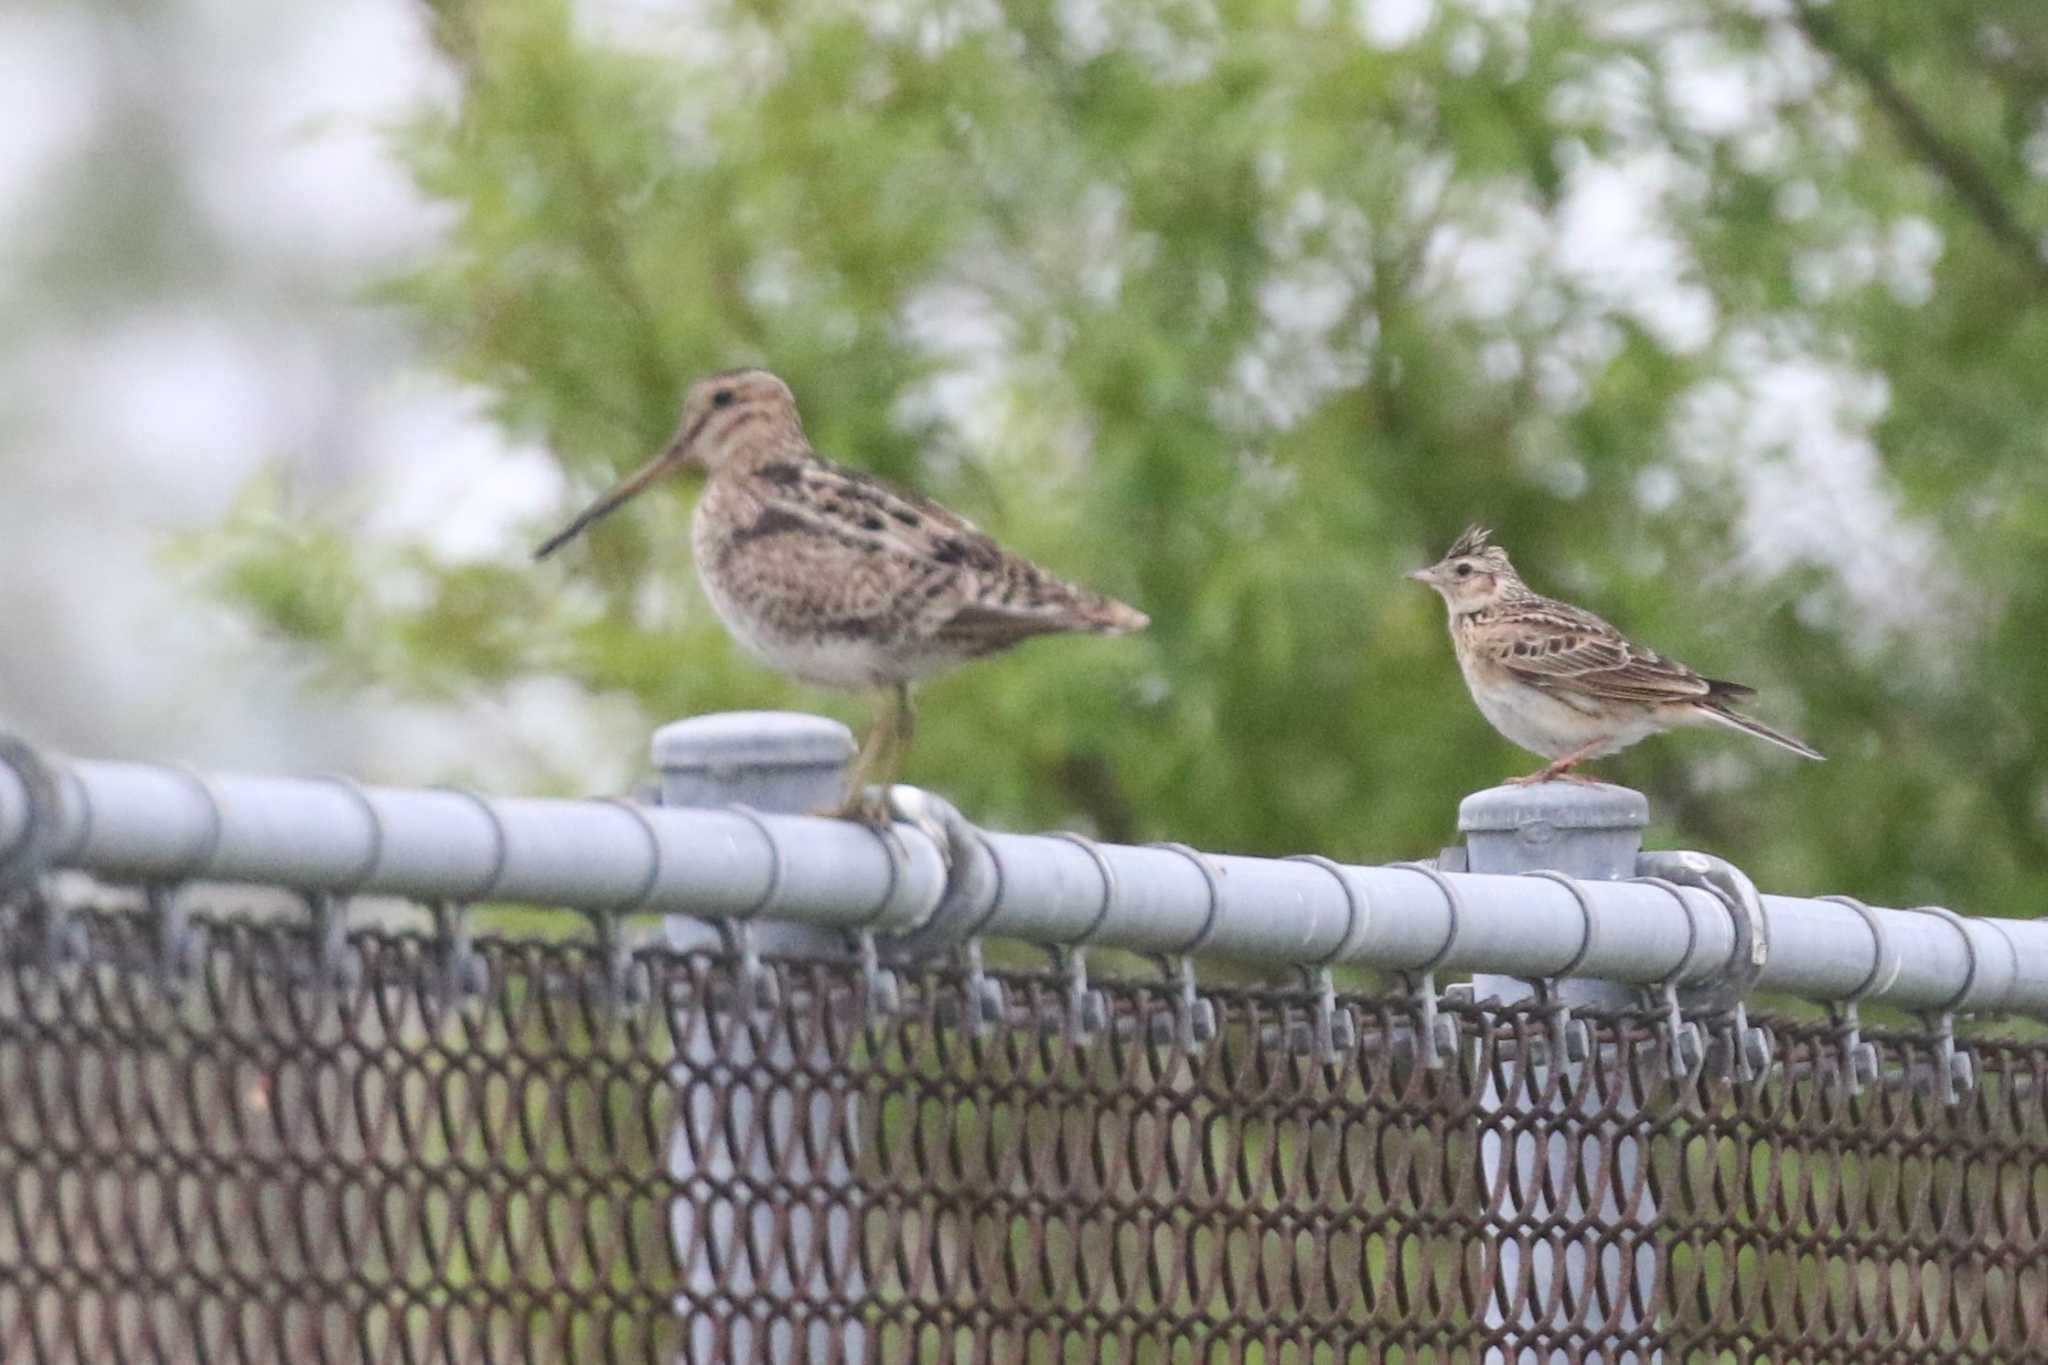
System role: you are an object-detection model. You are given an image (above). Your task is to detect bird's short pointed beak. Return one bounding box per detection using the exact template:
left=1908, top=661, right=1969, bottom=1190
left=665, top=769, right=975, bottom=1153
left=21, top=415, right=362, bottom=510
left=1405, top=568, right=1433, bottom=584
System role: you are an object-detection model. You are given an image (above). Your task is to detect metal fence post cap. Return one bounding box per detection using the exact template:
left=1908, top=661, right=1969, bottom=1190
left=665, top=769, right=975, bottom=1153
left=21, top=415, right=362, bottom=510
left=653, top=711, right=856, bottom=773
left=651, top=711, right=855, bottom=813
left=1458, top=782, right=1648, bottom=835
left=1458, top=782, right=1648, bottom=881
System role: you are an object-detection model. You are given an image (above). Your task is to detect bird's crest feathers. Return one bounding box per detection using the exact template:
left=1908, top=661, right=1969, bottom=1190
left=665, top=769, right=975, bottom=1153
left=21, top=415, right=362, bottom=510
left=1445, top=524, right=1493, bottom=559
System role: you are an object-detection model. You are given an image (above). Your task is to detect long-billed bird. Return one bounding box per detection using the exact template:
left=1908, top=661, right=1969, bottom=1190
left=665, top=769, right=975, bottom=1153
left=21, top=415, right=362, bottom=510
left=535, top=368, right=1148, bottom=817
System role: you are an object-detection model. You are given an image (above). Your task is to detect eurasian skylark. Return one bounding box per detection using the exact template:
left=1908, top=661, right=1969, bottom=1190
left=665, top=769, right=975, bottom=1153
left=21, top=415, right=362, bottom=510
left=535, top=368, right=1148, bottom=816
left=1409, top=525, right=1822, bottom=785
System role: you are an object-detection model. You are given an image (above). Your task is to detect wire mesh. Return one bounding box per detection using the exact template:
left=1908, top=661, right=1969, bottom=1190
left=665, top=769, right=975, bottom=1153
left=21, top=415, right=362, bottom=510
left=1, top=898, right=2044, bottom=1363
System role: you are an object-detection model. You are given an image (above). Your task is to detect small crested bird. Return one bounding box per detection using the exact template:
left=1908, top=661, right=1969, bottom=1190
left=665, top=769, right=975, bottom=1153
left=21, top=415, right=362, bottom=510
left=1408, top=525, right=1822, bottom=785
left=534, top=368, right=1148, bottom=817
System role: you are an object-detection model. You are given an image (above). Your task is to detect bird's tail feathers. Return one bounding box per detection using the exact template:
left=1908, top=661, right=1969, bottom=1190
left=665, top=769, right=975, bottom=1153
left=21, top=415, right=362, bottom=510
left=1697, top=703, right=1824, bottom=761
left=1078, top=595, right=1149, bottom=635
left=1703, top=677, right=1757, bottom=703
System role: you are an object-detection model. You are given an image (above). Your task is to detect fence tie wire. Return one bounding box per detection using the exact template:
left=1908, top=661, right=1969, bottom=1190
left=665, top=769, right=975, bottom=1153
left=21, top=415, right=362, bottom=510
left=1909, top=903, right=1979, bottom=1104
left=1288, top=854, right=1369, bottom=1059
left=1820, top=894, right=1895, bottom=1095
left=1628, top=874, right=1705, bottom=1081
left=1044, top=831, right=1118, bottom=1043
left=1391, top=859, right=1464, bottom=1069
left=1518, top=869, right=1601, bottom=1069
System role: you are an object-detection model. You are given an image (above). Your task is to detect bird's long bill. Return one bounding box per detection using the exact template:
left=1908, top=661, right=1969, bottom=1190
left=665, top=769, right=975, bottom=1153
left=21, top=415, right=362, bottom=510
left=532, top=446, right=687, bottom=560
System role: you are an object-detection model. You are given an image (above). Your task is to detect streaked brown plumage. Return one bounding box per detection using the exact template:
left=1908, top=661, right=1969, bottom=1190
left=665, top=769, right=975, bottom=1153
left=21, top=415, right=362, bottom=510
left=1408, top=525, right=1822, bottom=785
left=534, top=368, right=1147, bottom=815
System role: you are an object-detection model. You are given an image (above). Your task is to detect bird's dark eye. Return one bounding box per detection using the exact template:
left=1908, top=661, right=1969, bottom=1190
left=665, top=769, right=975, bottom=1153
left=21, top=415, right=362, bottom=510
left=712, top=388, right=736, bottom=409
left=1454, top=562, right=1474, bottom=577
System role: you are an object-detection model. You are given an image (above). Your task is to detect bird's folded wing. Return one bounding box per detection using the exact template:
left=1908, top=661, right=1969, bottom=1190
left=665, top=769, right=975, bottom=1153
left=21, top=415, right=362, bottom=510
left=777, top=458, right=1007, bottom=570
left=747, top=458, right=1105, bottom=641
left=933, top=602, right=1087, bottom=654
left=1489, top=603, right=1711, bottom=704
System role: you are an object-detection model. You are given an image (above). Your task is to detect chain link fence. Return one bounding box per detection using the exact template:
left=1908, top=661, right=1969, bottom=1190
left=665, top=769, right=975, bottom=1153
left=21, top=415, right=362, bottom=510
left=4, top=898, right=2043, bottom=1364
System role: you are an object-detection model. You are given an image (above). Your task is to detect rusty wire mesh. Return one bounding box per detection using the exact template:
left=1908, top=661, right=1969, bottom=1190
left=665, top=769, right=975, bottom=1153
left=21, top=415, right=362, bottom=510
left=1, top=899, right=2044, bottom=1363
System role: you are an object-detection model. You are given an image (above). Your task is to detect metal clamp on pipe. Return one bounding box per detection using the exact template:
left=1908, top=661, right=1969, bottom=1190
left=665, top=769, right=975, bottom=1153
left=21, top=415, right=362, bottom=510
left=298, top=891, right=361, bottom=991
left=1393, top=860, right=1465, bottom=1070
left=872, top=787, right=1002, bottom=954
left=1145, top=954, right=1215, bottom=1053
left=957, top=937, right=1004, bottom=1039
left=1819, top=894, right=1897, bottom=1095
left=140, top=764, right=227, bottom=988
left=144, top=885, right=198, bottom=993
left=1288, top=855, right=1366, bottom=1060
left=1043, top=831, right=1116, bottom=1044
left=0, top=735, right=75, bottom=968
left=586, top=796, right=668, bottom=1007
left=1629, top=875, right=1707, bottom=1081
left=718, top=805, right=787, bottom=1014
left=1147, top=842, right=1222, bottom=1052
left=1910, top=904, right=1979, bottom=1105
left=841, top=813, right=922, bottom=1018
left=842, top=785, right=973, bottom=1014
left=432, top=785, right=504, bottom=1010
left=862, top=786, right=1005, bottom=1033
left=1049, top=944, right=1108, bottom=1043
left=1517, top=869, right=1598, bottom=1073
left=427, top=899, right=490, bottom=1009
left=0, top=734, right=61, bottom=891
left=296, top=774, right=384, bottom=993
left=1641, top=851, right=1773, bottom=1082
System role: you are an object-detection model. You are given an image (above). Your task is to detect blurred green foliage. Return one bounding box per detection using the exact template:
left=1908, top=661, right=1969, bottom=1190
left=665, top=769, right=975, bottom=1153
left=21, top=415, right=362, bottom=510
left=205, top=0, right=2048, bottom=914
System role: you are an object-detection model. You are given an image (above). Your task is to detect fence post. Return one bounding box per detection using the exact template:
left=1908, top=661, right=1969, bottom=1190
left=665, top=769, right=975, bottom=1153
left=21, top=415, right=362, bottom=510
left=656, top=711, right=866, bottom=1364
left=1460, top=782, right=1659, bottom=1365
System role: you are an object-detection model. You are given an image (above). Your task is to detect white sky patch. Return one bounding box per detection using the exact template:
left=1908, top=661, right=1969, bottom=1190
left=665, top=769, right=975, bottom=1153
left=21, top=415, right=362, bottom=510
left=1423, top=205, right=1549, bottom=323
left=1069, top=183, right=1138, bottom=308
left=1775, top=178, right=1821, bottom=221
left=1882, top=216, right=1942, bottom=307
left=2027, top=105, right=2048, bottom=179
left=1551, top=154, right=1717, bottom=354
left=1359, top=0, right=1436, bottom=49
left=1055, top=0, right=1223, bottom=80
left=858, top=0, right=1006, bottom=55
left=359, top=384, right=566, bottom=563
left=1223, top=186, right=1377, bottom=431
left=1671, top=338, right=1955, bottom=645
left=0, top=0, right=600, bottom=780
left=1257, top=261, right=1355, bottom=339
left=895, top=182, right=1155, bottom=478
left=1657, top=31, right=1774, bottom=138
left=0, top=318, right=373, bottom=768
left=47, top=312, right=286, bottom=518
left=1531, top=317, right=1624, bottom=413
left=189, top=4, right=450, bottom=268
left=898, top=280, right=1019, bottom=458
left=1055, top=0, right=1116, bottom=62
left=0, top=9, right=103, bottom=232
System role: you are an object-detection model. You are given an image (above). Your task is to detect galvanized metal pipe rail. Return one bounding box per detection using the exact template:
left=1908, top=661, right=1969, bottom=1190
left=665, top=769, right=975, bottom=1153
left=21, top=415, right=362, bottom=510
left=0, top=719, right=2041, bottom=1016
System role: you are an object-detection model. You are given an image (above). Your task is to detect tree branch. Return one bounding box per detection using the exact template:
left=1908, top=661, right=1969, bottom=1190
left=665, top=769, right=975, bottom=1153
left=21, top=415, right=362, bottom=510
left=1791, top=1, right=2048, bottom=295
left=415, top=0, right=482, bottom=72
left=413, top=0, right=676, bottom=433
